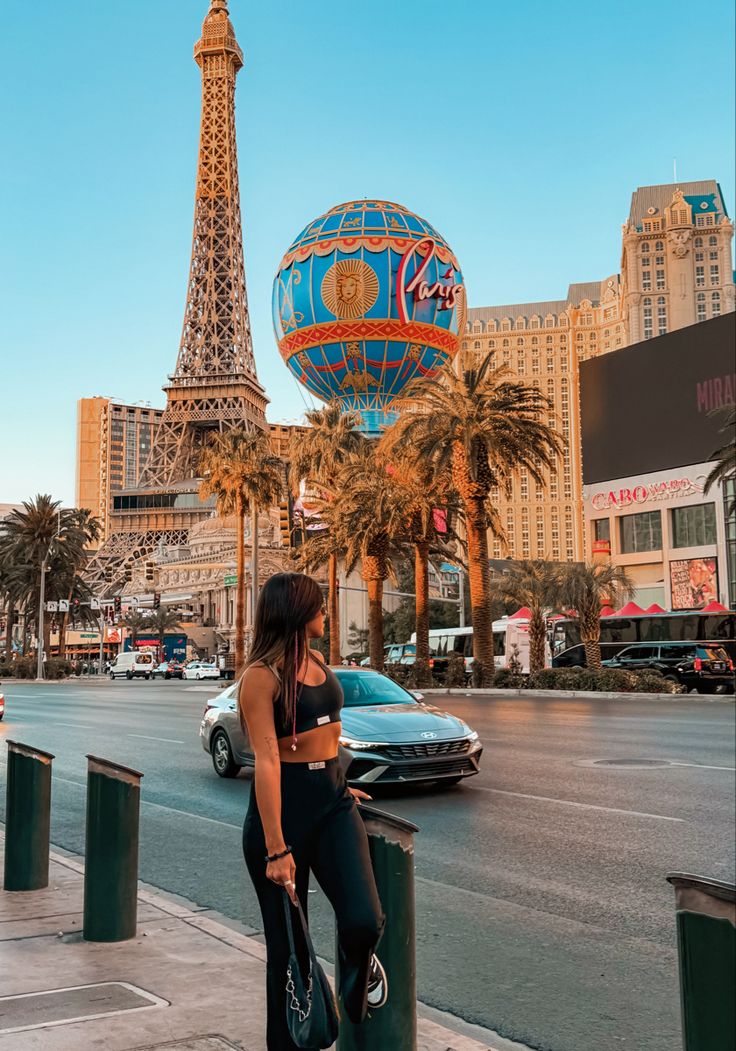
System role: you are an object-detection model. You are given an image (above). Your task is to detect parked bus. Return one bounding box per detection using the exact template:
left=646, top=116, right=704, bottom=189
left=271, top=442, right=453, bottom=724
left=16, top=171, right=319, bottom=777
left=551, top=610, right=736, bottom=667
left=410, top=618, right=543, bottom=674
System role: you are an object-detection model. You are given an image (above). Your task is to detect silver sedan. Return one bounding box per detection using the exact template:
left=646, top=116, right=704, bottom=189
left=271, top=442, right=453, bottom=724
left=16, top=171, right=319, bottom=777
left=199, top=667, right=482, bottom=787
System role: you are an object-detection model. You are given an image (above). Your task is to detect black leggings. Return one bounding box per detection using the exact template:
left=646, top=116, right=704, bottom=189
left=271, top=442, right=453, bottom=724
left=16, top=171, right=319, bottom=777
left=243, top=757, right=386, bottom=1051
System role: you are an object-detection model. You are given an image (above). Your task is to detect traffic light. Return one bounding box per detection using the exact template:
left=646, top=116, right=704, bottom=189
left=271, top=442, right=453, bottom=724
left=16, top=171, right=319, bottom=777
left=114, top=595, right=122, bottom=616
left=123, top=565, right=132, bottom=584
left=153, top=592, right=161, bottom=610
left=145, top=561, right=155, bottom=582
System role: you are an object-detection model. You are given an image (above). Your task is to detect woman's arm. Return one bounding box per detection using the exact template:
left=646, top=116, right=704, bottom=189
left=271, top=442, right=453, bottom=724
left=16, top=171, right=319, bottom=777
left=239, top=665, right=297, bottom=902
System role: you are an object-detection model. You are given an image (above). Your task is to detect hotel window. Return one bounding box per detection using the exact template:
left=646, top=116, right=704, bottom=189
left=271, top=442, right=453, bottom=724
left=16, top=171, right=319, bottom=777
left=593, top=518, right=611, bottom=542
left=656, top=269, right=665, bottom=290
left=708, top=235, right=717, bottom=246
left=697, top=293, right=706, bottom=322
left=694, top=237, right=703, bottom=247
left=712, top=292, right=721, bottom=317
left=695, top=266, right=705, bottom=288
left=657, top=297, right=667, bottom=335
left=710, top=265, right=719, bottom=284
left=695, top=251, right=704, bottom=262
left=620, top=510, right=662, bottom=553
left=655, top=255, right=664, bottom=265
left=641, top=256, right=650, bottom=267
left=641, top=242, right=650, bottom=253
left=517, top=356, right=526, bottom=374
left=643, top=299, right=653, bottom=338
left=503, top=339, right=509, bottom=347
left=474, top=341, right=481, bottom=349
left=672, top=503, right=717, bottom=548
left=709, top=250, right=718, bottom=260
left=517, top=337, right=524, bottom=346
left=655, top=241, right=664, bottom=251
left=576, top=332, right=584, bottom=342
left=642, top=270, right=651, bottom=291
left=489, top=340, right=496, bottom=348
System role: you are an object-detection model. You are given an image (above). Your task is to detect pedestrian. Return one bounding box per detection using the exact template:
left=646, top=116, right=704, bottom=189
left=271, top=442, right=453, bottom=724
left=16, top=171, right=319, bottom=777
left=341, top=655, right=349, bottom=666
left=240, top=571, right=387, bottom=1050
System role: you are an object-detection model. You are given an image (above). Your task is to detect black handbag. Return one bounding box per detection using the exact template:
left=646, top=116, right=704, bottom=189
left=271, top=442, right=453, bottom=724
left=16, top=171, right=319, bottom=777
left=282, top=889, right=340, bottom=1049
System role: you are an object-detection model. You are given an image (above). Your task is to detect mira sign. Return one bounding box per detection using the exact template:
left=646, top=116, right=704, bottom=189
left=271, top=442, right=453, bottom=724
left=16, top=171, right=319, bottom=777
left=590, top=476, right=705, bottom=511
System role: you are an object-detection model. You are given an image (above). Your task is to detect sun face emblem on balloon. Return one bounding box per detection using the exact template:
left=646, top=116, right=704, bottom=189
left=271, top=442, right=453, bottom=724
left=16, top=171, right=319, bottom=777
left=321, top=259, right=379, bottom=319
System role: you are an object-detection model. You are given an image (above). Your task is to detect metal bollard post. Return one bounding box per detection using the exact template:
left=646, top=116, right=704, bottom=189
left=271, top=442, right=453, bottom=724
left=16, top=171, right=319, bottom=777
left=667, top=873, right=736, bottom=1051
left=336, top=805, right=419, bottom=1051
left=83, top=754, right=144, bottom=942
left=3, top=741, right=54, bottom=891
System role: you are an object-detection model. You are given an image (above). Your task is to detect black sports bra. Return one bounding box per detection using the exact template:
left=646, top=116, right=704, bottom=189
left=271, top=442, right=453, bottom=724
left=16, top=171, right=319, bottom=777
left=267, top=657, right=344, bottom=740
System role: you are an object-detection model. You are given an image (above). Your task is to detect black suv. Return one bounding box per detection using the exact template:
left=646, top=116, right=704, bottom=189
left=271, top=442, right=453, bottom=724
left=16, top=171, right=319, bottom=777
left=603, top=642, right=734, bottom=694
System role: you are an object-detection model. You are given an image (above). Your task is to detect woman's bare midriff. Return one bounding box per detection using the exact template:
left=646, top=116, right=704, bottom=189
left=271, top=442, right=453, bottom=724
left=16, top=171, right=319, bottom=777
left=277, top=721, right=341, bottom=763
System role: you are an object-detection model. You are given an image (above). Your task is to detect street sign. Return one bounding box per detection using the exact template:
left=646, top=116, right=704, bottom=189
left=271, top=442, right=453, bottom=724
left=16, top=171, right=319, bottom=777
left=90, top=598, right=101, bottom=610
left=58, top=599, right=70, bottom=613
left=224, top=574, right=238, bottom=586
left=45, top=601, right=58, bottom=612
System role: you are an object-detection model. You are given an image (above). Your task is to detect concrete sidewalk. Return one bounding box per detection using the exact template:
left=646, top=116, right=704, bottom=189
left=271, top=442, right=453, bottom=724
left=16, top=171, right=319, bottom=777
left=0, top=832, right=529, bottom=1051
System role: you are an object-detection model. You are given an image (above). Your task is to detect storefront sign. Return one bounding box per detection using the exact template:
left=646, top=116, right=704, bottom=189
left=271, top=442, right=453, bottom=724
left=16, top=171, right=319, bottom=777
left=591, top=476, right=704, bottom=511
left=396, top=238, right=464, bottom=324
left=670, top=557, right=719, bottom=610
left=224, top=573, right=238, bottom=587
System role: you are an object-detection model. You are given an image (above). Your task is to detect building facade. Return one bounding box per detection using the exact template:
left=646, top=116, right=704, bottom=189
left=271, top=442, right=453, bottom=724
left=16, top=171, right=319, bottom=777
left=580, top=313, right=735, bottom=609
left=459, top=181, right=734, bottom=565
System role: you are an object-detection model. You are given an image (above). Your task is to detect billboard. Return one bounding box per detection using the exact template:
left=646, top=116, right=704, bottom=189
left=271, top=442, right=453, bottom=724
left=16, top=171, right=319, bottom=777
left=581, top=313, right=735, bottom=484
left=669, top=557, right=719, bottom=611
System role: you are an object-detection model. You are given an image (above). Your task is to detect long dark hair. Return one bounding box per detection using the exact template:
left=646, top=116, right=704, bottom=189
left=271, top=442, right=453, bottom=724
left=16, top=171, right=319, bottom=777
left=240, top=572, right=324, bottom=733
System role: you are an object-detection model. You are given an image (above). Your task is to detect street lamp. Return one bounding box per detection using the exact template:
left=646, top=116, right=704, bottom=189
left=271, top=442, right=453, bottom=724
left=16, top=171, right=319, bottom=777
left=36, top=511, right=61, bottom=681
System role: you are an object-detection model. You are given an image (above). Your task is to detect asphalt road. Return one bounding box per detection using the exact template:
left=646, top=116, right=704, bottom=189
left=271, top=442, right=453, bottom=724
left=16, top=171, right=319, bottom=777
left=1, top=679, right=734, bottom=1051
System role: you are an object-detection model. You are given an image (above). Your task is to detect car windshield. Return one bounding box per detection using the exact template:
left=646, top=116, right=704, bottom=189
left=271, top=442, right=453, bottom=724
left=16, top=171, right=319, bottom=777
left=701, top=646, right=729, bottom=660
left=333, top=670, right=416, bottom=707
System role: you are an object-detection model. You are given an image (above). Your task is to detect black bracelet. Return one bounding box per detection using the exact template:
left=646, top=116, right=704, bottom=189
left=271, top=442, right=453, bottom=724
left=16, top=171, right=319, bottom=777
left=265, top=845, right=292, bottom=863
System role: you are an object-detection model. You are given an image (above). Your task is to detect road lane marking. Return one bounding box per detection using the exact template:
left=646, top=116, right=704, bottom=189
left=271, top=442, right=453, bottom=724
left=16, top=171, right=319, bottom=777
left=668, top=761, right=736, bottom=772
left=128, top=734, right=185, bottom=744
left=469, top=786, right=684, bottom=822
left=47, top=776, right=243, bottom=830
left=53, top=723, right=96, bottom=730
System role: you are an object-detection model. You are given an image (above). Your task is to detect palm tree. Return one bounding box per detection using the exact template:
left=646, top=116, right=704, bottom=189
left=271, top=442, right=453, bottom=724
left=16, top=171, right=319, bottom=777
left=121, top=609, right=148, bottom=650
left=148, top=607, right=181, bottom=662
left=327, top=445, right=405, bottom=671
left=199, top=428, right=283, bottom=674
left=382, top=360, right=562, bottom=683
left=289, top=402, right=364, bottom=664
left=558, top=561, right=634, bottom=668
left=493, top=560, right=562, bottom=673
left=704, top=405, right=736, bottom=514
left=0, top=496, right=100, bottom=670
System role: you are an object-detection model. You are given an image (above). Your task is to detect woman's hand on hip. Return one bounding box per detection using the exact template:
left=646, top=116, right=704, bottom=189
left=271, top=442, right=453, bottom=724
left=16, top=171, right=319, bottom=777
left=266, top=853, right=297, bottom=905
left=348, top=787, right=372, bottom=805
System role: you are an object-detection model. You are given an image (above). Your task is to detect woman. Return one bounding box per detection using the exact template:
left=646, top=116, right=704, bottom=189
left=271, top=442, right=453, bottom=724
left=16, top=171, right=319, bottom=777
left=241, top=572, right=387, bottom=1050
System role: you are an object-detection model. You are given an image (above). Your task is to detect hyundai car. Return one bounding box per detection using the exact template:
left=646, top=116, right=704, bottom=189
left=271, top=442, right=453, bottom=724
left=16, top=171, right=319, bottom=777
left=199, top=667, right=482, bottom=786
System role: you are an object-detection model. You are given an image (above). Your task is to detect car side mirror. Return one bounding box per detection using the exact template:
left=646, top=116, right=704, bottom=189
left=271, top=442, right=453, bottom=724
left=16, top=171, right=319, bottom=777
left=410, top=690, right=424, bottom=701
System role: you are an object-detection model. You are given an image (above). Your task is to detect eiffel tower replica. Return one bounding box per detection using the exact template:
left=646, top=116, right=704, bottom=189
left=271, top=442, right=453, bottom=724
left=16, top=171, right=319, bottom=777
left=88, top=0, right=268, bottom=595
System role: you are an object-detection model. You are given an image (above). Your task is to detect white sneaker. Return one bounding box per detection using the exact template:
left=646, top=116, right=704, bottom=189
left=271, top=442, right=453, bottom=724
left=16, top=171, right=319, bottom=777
left=366, top=952, right=388, bottom=1008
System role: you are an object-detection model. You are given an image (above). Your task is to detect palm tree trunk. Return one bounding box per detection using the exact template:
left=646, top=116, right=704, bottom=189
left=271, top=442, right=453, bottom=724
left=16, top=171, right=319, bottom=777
left=464, top=499, right=494, bottom=681
left=250, top=499, right=259, bottom=624
left=58, top=612, right=67, bottom=659
left=362, top=554, right=385, bottom=671
left=235, top=492, right=246, bottom=675
left=4, top=601, right=14, bottom=660
left=529, top=610, right=547, bottom=674
left=328, top=551, right=340, bottom=665
left=581, top=606, right=601, bottom=668
left=414, top=540, right=432, bottom=686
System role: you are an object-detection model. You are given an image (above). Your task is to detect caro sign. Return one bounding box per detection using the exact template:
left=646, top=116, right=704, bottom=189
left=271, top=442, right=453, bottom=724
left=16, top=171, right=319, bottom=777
left=590, top=476, right=705, bottom=511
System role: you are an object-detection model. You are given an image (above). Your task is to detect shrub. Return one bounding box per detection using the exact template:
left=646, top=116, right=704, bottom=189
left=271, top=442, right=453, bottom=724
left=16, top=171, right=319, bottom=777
left=44, top=658, right=73, bottom=680
left=492, top=667, right=528, bottom=690
left=471, top=660, right=494, bottom=688
left=0, top=661, right=15, bottom=678
left=445, top=652, right=467, bottom=688
left=634, top=671, right=683, bottom=694
left=409, top=657, right=433, bottom=689
left=528, top=667, right=584, bottom=691
left=385, top=662, right=409, bottom=686
left=14, top=656, right=36, bottom=679
left=575, top=668, right=639, bottom=692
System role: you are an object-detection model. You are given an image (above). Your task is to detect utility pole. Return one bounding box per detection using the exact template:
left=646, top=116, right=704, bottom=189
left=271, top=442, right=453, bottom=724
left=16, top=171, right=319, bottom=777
left=36, top=558, right=48, bottom=681
left=458, top=570, right=466, bottom=628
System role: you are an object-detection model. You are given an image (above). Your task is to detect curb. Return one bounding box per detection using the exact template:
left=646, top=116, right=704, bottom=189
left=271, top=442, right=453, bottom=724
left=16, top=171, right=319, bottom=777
left=13, top=837, right=531, bottom=1051
left=419, top=687, right=734, bottom=702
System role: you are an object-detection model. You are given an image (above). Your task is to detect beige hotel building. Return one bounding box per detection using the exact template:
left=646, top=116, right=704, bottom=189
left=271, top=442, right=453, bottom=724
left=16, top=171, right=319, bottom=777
left=458, top=180, right=734, bottom=563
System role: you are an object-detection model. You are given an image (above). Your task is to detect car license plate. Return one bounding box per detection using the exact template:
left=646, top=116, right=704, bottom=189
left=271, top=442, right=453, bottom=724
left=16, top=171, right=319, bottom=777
left=711, top=662, right=725, bottom=672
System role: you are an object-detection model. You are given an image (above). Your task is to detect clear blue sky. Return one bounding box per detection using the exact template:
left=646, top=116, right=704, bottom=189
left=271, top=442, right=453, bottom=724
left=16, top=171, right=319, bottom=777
left=1, top=0, right=734, bottom=505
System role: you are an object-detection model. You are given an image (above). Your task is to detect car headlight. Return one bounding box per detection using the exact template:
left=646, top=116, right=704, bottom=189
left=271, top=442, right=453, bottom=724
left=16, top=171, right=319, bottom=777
left=465, top=730, right=479, bottom=742
left=339, top=737, right=389, bottom=751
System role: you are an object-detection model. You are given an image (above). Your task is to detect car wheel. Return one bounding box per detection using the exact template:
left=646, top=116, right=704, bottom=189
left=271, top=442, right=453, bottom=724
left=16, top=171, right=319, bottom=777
left=571, top=665, right=584, bottom=671
left=165, top=672, right=171, bottom=680
left=109, top=671, right=115, bottom=680
left=664, top=674, right=680, bottom=686
left=197, top=672, right=202, bottom=680
left=126, top=670, right=133, bottom=680
left=211, top=730, right=240, bottom=778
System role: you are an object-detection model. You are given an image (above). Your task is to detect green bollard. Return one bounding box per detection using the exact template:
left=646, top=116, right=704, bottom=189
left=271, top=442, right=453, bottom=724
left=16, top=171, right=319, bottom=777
left=336, top=805, right=419, bottom=1051
left=667, top=873, right=736, bottom=1051
left=3, top=741, right=54, bottom=891
left=83, top=754, right=144, bottom=942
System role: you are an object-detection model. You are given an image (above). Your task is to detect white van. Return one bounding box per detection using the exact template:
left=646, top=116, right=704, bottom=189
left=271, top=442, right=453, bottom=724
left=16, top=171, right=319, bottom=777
left=109, top=650, right=155, bottom=680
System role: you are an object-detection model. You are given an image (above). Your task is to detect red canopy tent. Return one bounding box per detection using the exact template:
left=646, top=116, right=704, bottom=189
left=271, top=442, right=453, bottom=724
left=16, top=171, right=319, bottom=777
left=509, top=607, right=532, bottom=620
left=612, top=601, right=646, bottom=617
left=600, top=605, right=615, bottom=617
left=645, top=603, right=667, bottom=614
left=701, top=600, right=729, bottom=612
